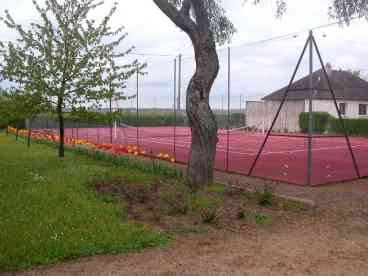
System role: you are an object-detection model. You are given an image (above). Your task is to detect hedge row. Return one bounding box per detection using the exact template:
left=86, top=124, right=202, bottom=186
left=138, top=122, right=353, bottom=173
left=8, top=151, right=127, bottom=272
left=299, top=112, right=368, bottom=136
left=329, top=118, right=368, bottom=136
left=0, top=119, right=25, bottom=130
left=32, top=111, right=246, bottom=129
left=299, top=112, right=331, bottom=134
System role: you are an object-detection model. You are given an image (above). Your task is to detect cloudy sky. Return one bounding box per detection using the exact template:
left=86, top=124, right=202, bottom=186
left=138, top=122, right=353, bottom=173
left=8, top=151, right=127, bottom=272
left=1, top=0, right=368, bottom=110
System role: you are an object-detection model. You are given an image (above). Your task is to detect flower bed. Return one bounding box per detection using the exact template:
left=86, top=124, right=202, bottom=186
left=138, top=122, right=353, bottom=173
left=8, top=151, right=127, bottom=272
left=7, top=126, right=176, bottom=163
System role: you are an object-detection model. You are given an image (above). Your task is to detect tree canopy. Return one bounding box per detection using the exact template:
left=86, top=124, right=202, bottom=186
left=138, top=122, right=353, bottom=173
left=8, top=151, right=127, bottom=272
left=0, top=0, right=140, bottom=157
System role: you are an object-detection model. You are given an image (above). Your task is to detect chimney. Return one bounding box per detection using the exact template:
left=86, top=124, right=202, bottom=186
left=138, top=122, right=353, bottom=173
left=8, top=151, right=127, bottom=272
left=326, top=63, right=333, bottom=76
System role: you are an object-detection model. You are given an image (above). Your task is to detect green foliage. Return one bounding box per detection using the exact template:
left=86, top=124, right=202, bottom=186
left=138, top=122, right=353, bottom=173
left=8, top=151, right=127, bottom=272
left=70, top=146, right=183, bottom=180
left=329, top=117, right=368, bottom=136
left=165, top=0, right=236, bottom=46
left=215, top=112, right=246, bottom=128
left=255, top=185, right=275, bottom=207
left=0, top=0, right=142, bottom=157
left=299, top=112, right=331, bottom=134
left=254, top=211, right=270, bottom=225
left=329, top=0, right=368, bottom=23
left=191, top=195, right=222, bottom=224
left=117, top=112, right=187, bottom=127
left=62, top=111, right=245, bottom=128
left=0, top=133, right=167, bottom=271
left=280, top=200, right=308, bottom=212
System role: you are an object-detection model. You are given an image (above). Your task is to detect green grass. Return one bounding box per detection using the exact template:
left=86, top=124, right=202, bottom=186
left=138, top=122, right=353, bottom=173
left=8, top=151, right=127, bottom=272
left=0, top=133, right=167, bottom=271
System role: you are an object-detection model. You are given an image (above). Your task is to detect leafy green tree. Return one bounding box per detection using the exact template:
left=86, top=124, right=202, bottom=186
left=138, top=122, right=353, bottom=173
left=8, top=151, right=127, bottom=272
left=0, top=0, right=138, bottom=157
left=329, top=0, right=368, bottom=23
left=3, top=89, right=45, bottom=145
left=100, top=53, right=143, bottom=144
left=0, top=89, right=12, bottom=130
left=0, top=88, right=44, bottom=142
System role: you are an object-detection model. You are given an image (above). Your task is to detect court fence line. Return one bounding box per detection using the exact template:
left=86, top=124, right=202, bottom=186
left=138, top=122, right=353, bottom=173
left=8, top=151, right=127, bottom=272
left=23, top=31, right=368, bottom=186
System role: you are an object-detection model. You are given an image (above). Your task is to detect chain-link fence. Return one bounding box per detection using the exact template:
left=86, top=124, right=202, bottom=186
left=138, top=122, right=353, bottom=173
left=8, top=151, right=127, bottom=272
left=27, top=27, right=368, bottom=186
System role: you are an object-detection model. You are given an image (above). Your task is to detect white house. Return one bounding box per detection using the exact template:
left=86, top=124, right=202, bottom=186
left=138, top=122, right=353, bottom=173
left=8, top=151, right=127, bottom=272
left=246, top=64, right=368, bottom=132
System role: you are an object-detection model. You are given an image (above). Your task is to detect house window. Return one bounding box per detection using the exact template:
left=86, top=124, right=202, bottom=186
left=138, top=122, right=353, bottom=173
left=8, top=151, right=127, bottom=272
left=359, top=104, right=367, bottom=116
left=339, top=103, right=346, bottom=115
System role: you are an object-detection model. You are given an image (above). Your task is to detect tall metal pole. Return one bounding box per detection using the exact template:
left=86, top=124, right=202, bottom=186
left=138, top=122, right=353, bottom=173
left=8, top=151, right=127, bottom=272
left=178, top=54, right=182, bottom=111
left=311, top=35, right=361, bottom=179
left=136, top=65, right=139, bottom=149
left=249, top=35, right=310, bottom=176
left=109, top=95, right=113, bottom=144
left=307, top=31, right=314, bottom=186
left=226, top=47, right=231, bottom=171
left=173, top=58, right=177, bottom=159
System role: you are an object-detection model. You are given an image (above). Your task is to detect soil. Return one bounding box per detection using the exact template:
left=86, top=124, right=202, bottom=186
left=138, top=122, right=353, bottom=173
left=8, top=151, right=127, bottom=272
left=3, top=177, right=368, bottom=276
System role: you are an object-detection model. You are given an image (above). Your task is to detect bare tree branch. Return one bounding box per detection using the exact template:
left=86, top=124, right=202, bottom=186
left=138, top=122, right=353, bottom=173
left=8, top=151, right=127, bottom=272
left=153, top=0, right=197, bottom=36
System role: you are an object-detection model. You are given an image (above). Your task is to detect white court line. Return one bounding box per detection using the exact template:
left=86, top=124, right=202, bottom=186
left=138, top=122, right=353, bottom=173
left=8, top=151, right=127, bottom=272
left=66, top=128, right=368, bottom=157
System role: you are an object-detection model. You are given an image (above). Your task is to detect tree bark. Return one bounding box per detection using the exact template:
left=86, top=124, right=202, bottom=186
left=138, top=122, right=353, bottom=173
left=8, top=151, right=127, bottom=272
left=153, top=0, right=219, bottom=189
left=186, top=40, right=219, bottom=189
left=57, top=97, right=65, bottom=158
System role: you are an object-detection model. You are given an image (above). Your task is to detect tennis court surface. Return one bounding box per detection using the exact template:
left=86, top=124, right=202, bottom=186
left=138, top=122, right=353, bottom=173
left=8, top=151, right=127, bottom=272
left=58, top=126, right=368, bottom=186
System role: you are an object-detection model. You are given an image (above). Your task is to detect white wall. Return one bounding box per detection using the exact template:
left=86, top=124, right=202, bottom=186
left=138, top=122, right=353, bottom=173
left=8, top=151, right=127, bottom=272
left=305, top=99, right=368, bottom=118
left=246, top=99, right=368, bottom=133
left=246, top=100, right=305, bottom=132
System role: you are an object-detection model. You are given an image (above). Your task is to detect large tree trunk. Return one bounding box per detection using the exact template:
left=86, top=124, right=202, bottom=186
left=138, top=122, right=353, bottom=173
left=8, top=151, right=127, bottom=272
left=57, top=97, right=65, bottom=158
left=186, top=40, right=219, bottom=189
left=153, top=0, right=220, bottom=189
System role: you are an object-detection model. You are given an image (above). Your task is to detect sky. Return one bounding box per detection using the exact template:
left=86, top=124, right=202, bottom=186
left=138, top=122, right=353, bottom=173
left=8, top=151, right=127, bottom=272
left=1, top=0, right=368, bottom=110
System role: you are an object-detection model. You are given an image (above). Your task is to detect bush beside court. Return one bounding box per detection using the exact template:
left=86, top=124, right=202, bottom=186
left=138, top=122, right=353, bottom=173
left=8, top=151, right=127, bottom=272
left=299, top=112, right=331, bottom=134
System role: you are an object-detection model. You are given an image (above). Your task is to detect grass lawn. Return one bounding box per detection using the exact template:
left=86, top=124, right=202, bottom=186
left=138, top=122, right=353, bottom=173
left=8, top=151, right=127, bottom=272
left=0, top=132, right=167, bottom=271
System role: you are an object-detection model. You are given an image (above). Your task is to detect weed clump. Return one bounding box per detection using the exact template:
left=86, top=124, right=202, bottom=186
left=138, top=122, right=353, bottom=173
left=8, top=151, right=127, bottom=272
left=256, top=184, right=275, bottom=207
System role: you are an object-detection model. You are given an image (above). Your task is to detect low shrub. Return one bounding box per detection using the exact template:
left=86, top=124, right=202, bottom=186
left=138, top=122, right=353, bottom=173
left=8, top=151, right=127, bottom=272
left=299, top=112, right=330, bottom=134
left=191, top=195, right=222, bottom=224
left=255, top=184, right=275, bottom=207
left=254, top=211, right=270, bottom=225
left=329, top=117, right=368, bottom=136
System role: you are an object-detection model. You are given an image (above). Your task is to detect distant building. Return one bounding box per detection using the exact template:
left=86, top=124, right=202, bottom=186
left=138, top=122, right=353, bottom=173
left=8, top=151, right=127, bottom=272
left=246, top=64, right=368, bottom=132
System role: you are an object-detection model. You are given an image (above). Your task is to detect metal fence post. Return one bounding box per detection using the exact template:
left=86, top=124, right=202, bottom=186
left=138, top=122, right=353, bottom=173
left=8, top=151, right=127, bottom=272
left=136, top=65, right=140, bottom=150
left=311, top=35, right=361, bottom=179
left=173, top=58, right=177, bottom=159
left=178, top=54, right=182, bottom=112
left=307, top=30, right=314, bottom=186
left=248, top=35, right=310, bottom=176
left=226, top=46, right=231, bottom=172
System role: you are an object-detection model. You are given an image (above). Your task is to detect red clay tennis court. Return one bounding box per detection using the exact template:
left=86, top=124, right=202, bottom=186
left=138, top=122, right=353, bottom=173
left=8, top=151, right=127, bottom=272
left=56, top=125, right=368, bottom=186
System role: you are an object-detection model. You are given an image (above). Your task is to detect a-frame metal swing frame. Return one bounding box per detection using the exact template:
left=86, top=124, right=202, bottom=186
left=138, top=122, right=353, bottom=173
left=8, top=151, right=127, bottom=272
left=248, top=31, right=360, bottom=186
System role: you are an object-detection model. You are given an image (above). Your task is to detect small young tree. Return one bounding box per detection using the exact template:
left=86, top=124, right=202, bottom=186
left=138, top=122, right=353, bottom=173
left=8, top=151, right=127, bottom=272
left=0, top=0, right=139, bottom=157
left=100, top=51, right=143, bottom=144
left=1, top=89, right=45, bottom=145
left=0, top=90, right=12, bottom=133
